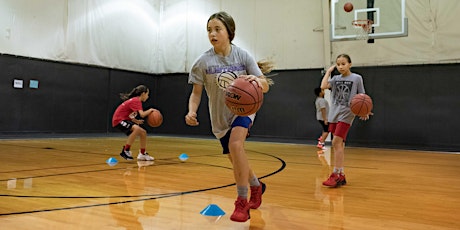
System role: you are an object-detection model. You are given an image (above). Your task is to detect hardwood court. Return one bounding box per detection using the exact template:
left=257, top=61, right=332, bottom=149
left=0, top=136, right=459, bottom=229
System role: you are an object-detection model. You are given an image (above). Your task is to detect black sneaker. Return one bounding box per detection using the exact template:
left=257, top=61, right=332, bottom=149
left=119, top=147, right=133, bottom=160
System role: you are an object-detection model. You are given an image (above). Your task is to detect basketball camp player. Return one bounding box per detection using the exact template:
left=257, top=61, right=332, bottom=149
left=112, top=85, right=155, bottom=161
left=185, top=11, right=273, bottom=222
left=320, top=54, right=371, bottom=188
left=314, top=87, right=330, bottom=150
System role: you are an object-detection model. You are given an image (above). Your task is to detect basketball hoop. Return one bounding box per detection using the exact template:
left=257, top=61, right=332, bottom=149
left=352, top=19, right=373, bottom=40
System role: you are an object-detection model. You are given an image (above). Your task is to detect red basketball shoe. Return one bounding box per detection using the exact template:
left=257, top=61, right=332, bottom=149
left=339, top=173, right=347, bottom=186
left=230, top=196, right=250, bottom=222
left=323, top=173, right=347, bottom=187
left=249, top=181, right=266, bottom=209
left=317, top=142, right=327, bottom=150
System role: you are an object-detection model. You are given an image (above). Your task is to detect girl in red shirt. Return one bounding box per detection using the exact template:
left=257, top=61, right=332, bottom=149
left=112, top=85, right=155, bottom=161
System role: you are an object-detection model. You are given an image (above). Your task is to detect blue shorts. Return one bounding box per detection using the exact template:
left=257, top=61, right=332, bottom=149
left=219, top=116, right=252, bottom=154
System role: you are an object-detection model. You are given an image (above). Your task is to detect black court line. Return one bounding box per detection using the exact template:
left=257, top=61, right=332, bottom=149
left=0, top=149, right=235, bottom=182
left=0, top=152, right=286, bottom=216
left=0, top=143, right=105, bottom=156
left=0, top=163, right=108, bottom=174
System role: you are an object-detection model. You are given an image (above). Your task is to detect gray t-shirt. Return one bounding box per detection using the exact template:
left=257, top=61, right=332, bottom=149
left=328, top=73, right=365, bottom=124
left=315, top=97, right=329, bottom=121
left=188, top=45, right=263, bottom=139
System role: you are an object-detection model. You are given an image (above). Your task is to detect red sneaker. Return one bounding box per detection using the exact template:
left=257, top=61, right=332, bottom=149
left=249, top=181, right=266, bottom=209
left=322, top=173, right=346, bottom=187
left=316, top=142, right=327, bottom=150
left=230, top=196, right=250, bottom=222
left=339, top=173, right=347, bottom=186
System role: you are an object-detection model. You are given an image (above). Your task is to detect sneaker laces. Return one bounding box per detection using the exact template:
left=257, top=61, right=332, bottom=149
left=231, top=197, right=250, bottom=222
left=327, top=173, right=339, bottom=183
left=250, top=185, right=261, bottom=200
left=234, top=197, right=248, bottom=211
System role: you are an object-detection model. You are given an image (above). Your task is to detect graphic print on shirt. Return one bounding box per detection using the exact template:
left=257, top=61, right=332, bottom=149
left=129, top=111, right=138, bottom=119
left=333, top=80, right=354, bottom=106
left=216, top=72, right=238, bottom=90
left=206, top=64, right=246, bottom=90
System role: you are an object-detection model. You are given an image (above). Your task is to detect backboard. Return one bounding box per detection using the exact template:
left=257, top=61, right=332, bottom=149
left=331, top=0, right=408, bottom=41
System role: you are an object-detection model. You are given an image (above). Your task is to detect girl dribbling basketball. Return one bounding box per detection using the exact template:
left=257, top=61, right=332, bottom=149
left=112, top=85, right=155, bottom=161
left=320, top=54, right=371, bottom=188
left=185, top=11, right=272, bottom=222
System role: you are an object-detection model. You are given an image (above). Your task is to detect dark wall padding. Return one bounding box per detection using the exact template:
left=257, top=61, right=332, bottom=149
left=1, top=54, right=459, bottom=151
left=1, top=54, right=109, bottom=133
left=254, top=64, right=460, bottom=151
left=252, top=70, right=321, bottom=139
left=348, top=64, right=460, bottom=151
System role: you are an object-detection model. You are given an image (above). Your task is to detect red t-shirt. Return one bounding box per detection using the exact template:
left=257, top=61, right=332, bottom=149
left=112, top=97, right=143, bottom=127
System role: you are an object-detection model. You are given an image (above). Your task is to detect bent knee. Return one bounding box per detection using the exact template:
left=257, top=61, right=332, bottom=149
left=228, top=140, right=244, bottom=153
left=132, top=125, right=146, bottom=134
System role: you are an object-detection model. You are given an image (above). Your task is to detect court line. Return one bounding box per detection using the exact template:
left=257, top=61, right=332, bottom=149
left=0, top=152, right=286, bottom=216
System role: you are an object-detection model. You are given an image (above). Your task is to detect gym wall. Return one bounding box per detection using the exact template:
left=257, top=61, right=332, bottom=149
left=1, top=54, right=459, bottom=151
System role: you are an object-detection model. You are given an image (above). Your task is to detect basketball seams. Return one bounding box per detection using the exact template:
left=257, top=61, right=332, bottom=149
left=226, top=84, right=260, bottom=105
left=224, top=78, right=263, bottom=116
left=351, top=94, right=372, bottom=117
left=249, top=81, right=263, bottom=104
left=147, top=109, right=163, bottom=127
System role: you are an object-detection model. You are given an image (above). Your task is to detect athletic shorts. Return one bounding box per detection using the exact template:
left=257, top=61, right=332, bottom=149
left=219, top=116, right=252, bottom=154
left=318, top=120, right=329, bottom=132
left=328, top=122, right=351, bottom=141
left=114, top=120, right=135, bottom=136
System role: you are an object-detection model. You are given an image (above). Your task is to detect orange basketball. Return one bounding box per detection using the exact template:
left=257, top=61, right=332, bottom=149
left=147, top=109, right=163, bottom=127
left=350, top=94, right=373, bottom=117
left=224, top=78, right=263, bottom=116
left=344, top=2, right=353, bottom=12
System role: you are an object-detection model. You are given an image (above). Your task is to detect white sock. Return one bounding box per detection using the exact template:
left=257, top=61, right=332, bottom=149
left=237, top=186, right=248, bottom=198
left=333, top=168, right=340, bottom=174
left=249, top=175, right=260, bottom=187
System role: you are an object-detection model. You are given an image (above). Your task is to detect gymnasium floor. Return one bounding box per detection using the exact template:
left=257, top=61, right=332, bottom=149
left=0, top=135, right=459, bottom=229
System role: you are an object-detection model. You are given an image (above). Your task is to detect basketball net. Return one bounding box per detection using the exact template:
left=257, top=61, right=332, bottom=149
left=352, top=19, right=373, bottom=40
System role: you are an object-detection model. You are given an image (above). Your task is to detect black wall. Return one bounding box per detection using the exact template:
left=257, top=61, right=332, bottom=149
left=348, top=64, right=460, bottom=151
left=1, top=54, right=109, bottom=133
left=1, top=54, right=459, bottom=151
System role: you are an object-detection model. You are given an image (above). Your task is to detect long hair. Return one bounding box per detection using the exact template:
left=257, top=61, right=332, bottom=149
left=120, top=85, right=149, bottom=101
left=258, top=60, right=275, bottom=86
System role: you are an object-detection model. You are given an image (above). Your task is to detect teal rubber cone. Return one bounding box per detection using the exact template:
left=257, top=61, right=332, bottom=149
left=106, top=157, right=118, bottom=166
left=178, top=153, right=189, bottom=162
left=200, top=204, right=225, bottom=216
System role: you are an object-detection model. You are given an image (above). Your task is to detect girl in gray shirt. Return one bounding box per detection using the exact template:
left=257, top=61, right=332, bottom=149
left=320, top=54, right=371, bottom=188
left=185, top=11, right=271, bottom=222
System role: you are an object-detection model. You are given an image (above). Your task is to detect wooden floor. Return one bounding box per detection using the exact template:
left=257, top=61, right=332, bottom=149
left=0, top=135, right=459, bottom=230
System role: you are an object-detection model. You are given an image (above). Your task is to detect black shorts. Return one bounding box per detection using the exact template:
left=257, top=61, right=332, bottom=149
left=219, top=116, right=252, bottom=154
left=318, top=120, right=329, bottom=132
left=115, top=120, right=135, bottom=136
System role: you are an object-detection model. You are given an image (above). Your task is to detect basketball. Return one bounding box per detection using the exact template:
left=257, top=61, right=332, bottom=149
left=224, top=77, right=263, bottom=116
left=147, top=109, right=163, bottom=127
left=350, top=94, right=373, bottom=117
left=344, top=2, right=353, bottom=12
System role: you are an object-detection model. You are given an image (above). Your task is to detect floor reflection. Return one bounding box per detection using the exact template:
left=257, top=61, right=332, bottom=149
left=315, top=149, right=344, bottom=230
left=108, top=161, right=159, bottom=230
left=249, top=209, right=265, bottom=230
